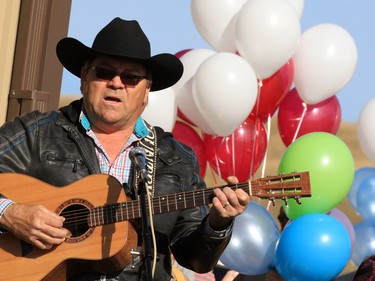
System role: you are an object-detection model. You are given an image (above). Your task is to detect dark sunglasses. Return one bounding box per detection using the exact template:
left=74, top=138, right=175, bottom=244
left=88, top=66, right=149, bottom=86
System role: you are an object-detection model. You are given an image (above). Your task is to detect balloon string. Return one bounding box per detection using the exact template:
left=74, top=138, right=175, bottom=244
left=214, top=136, right=224, bottom=182
left=209, top=164, right=219, bottom=186
left=292, top=102, right=307, bottom=143
left=263, top=115, right=272, bottom=211
left=261, top=114, right=271, bottom=179
left=248, top=80, right=263, bottom=181
left=231, top=132, right=236, bottom=178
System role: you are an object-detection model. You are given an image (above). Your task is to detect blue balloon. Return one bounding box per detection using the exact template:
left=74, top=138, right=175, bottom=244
left=356, top=174, right=375, bottom=221
left=351, top=221, right=375, bottom=266
left=220, top=202, right=280, bottom=275
left=347, top=167, right=375, bottom=211
left=274, top=214, right=351, bottom=281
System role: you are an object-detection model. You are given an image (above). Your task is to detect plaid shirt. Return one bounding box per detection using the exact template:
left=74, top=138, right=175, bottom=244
left=80, top=111, right=148, bottom=185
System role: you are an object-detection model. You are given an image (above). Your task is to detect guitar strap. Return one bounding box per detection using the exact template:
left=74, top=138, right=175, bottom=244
left=134, top=121, right=157, bottom=196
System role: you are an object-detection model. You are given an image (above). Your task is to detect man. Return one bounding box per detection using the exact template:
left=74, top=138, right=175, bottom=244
left=0, top=18, right=249, bottom=280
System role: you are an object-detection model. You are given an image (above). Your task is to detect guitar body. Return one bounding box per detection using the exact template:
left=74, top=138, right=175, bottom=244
left=0, top=173, right=137, bottom=281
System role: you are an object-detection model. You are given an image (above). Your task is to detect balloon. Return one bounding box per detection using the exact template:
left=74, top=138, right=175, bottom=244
left=357, top=97, right=375, bottom=163
left=251, top=59, right=294, bottom=121
left=356, top=174, right=375, bottom=221
left=142, top=88, right=176, bottom=132
left=172, top=121, right=207, bottom=178
left=351, top=221, right=375, bottom=266
left=220, top=202, right=280, bottom=275
left=235, top=0, right=301, bottom=79
left=203, top=115, right=267, bottom=182
left=175, top=49, right=192, bottom=59
left=287, top=0, right=304, bottom=18
left=328, top=208, right=355, bottom=255
left=173, top=48, right=217, bottom=134
left=274, top=214, right=351, bottom=281
left=191, top=0, right=247, bottom=52
left=347, top=167, right=375, bottom=211
left=293, top=23, right=358, bottom=104
left=192, top=52, right=258, bottom=136
left=277, top=88, right=341, bottom=147
left=176, top=107, right=195, bottom=127
left=278, top=132, right=355, bottom=220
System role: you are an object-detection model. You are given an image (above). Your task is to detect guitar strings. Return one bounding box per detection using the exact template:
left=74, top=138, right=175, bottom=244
left=60, top=180, right=304, bottom=229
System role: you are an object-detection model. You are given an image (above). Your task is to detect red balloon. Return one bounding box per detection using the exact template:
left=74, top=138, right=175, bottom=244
left=172, top=121, right=207, bottom=177
left=175, top=49, right=192, bottom=58
left=203, top=115, right=267, bottom=182
left=277, top=88, right=341, bottom=147
left=251, top=59, right=294, bottom=121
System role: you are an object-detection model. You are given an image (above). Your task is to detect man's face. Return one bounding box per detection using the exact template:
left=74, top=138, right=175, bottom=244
left=80, top=56, right=151, bottom=133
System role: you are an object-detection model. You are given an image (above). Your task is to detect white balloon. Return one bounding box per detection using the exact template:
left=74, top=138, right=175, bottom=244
left=173, top=49, right=217, bottom=134
left=191, top=0, right=247, bottom=52
left=192, top=52, right=258, bottom=137
left=287, top=0, right=304, bottom=19
left=142, top=88, right=177, bottom=132
left=235, top=0, right=301, bottom=79
left=174, top=49, right=217, bottom=96
left=293, top=23, right=358, bottom=104
left=357, top=97, right=375, bottom=163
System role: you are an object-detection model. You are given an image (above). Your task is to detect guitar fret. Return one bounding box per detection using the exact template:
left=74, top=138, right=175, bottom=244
left=120, top=203, right=124, bottom=221
left=125, top=202, right=129, bottom=220
left=138, top=200, right=141, bottom=218
left=131, top=201, right=135, bottom=219
left=158, top=197, right=162, bottom=214
left=97, top=207, right=101, bottom=226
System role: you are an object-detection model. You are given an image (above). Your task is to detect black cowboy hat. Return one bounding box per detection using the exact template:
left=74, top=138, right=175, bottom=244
left=56, top=17, right=183, bottom=91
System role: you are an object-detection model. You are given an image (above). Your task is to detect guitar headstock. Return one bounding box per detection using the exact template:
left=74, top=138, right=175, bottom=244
left=251, top=171, right=311, bottom=205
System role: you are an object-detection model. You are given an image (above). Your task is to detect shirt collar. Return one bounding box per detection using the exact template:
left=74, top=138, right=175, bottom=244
left=79, top=110, right=149, bottom=138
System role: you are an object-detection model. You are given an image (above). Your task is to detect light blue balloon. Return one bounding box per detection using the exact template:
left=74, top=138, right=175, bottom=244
left=356, top=174, right=375, bottom=221
left=347, top=167, right=375, bottom=211
left=351, top=221, right=375, bottom=266
left=274, top=214, right=351, bottom=281
left=220, top=202, right=280, bottom=275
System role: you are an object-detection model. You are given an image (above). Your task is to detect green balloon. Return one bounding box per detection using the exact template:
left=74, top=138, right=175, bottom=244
left=278, top=132, right=355, bottom=220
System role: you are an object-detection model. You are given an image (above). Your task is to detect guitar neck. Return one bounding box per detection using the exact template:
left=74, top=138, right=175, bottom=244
left=88, top=171, right=311, bottom=227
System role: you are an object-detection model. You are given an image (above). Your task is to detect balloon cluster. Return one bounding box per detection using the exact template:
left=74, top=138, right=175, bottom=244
left=219, top=132, right=356, bottom=280
left=143, top=2, right=359, bottom=279
left=141, top=0, right=358, bottom=184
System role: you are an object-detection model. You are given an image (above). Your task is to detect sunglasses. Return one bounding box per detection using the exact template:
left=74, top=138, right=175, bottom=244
left=88, top=65, right=149, bottom=86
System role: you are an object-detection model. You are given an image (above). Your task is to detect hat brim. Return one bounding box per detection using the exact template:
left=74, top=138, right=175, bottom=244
left=56, top=37, right=183, bottom=91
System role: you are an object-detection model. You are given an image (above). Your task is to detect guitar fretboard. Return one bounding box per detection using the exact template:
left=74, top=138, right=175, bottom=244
left=88, top=171, right=310, bottom=227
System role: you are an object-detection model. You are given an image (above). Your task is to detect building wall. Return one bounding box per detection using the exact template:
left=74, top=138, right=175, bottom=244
left=0, top=0, right=21, bottom=124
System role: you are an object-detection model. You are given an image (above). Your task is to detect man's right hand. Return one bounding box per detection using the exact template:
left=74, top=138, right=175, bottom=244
left=0, top=203, right=70, bottom=249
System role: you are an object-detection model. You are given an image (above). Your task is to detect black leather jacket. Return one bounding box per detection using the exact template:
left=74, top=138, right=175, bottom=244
left=0, top=99, right=231, bottom=281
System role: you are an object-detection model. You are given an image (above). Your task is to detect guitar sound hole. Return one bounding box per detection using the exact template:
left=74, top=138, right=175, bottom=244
left=60, top=203, right=90, bottom=238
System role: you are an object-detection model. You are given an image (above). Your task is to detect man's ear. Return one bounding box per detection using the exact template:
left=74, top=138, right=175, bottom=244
left=143, top=88, right=150, bottom=105
left=80, top=67, right=88, bottom=92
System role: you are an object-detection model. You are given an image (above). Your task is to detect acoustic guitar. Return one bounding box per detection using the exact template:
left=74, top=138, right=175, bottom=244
left=0, top=172, right=311, bottom=280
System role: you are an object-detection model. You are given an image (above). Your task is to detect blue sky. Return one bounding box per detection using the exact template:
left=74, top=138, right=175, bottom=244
left=60, top=0, right=375, bottom=123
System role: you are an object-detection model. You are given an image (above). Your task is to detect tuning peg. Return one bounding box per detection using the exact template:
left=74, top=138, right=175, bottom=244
left=269, top=197, right=276, bottom=206
left=282, top=197, right=288, bottom=206
left=294, top=196, right=302, bottom=205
